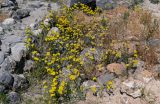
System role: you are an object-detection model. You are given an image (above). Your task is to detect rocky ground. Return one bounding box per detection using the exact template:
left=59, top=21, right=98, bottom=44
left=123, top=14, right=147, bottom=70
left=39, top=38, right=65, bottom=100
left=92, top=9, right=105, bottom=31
left=0, top=0, right=59, bottom=103
left=0, top=0, right=160, bottom=104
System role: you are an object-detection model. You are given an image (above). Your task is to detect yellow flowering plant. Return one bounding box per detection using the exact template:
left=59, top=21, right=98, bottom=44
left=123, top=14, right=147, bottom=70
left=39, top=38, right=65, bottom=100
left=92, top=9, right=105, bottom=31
left=25, top=3, right=140, bottom=103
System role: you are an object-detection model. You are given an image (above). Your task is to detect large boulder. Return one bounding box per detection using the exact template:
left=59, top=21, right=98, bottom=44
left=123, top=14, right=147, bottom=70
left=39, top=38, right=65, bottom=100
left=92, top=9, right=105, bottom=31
left=68, top=0, right=144, bottom=10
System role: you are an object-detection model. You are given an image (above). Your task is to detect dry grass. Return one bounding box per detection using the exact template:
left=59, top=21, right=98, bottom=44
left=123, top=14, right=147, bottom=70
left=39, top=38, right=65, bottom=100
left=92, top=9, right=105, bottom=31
left=74, top=6, right=160, bottom=67
left=137, top=43, right=159, bottom=65
left=98, top=6, right=160, bottom=41
left=101, top=6, right=160, bottom=65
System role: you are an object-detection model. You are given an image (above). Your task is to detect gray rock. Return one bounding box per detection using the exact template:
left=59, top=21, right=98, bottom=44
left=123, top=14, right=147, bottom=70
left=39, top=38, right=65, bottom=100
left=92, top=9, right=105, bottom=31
left=144, top=79, right=160, bottom=103
left=12, top=74, right=29, bottom=91
left=28, top=1, right=44, bottom=9
left=147, top=39, right=160, bottom=47
left=80, top=48, right=104, bottom=76
left=120, top=78, right=144, bottom=98
left=80, top=48, right=104, bottom=63
left=153, top=64, right=160, bottom=73
left=96, top=0, right=117, bottom=10
left=2, top=18, right=15, bottom=26
left=16, top=0, right=25, bottom=4
left=2, top=35, right=24, bottom=44
left=97, top=73, right=114, bottom=85
left=29, top=23, right=38, bottom=30
left=47, top=27, right=60, bottom=36
left=70, top=0, right=93, bottom=5
left=82, top=80, right=100, bottom=91
left=7, top=92, right=21, bottom=104
left=43, top=18, right=50, bottom=26
left=23, top=60, right=34, bottom=72
left=0, top=85, right=6, bottom=93
left=0, top=52, right=5, bottom=65
left=0, top=27, right=4, bottom=35
left=12, top=9, right=30, bottom=20
left=11, top=43, right=26, bottom=62
left=1, top=43, right=11, bottom=54
left=0, top=71, right=14, bottom=86
left=0, top=56, right=16, bottom=72
left=33, top=29, right=42, bottom=36
left=1, top=0, right=18, bottom=7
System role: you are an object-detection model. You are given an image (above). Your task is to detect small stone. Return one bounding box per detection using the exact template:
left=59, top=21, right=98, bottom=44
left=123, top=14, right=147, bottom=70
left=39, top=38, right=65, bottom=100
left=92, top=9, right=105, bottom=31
left=43, top=18, right=50, bottom=26
left=47, top=27, right=60, bottom=36
left=12, top=74, right=29, bottom=91
left=7, top=92, right=21, bottom=104
left=0, top=52, right=5, bottom=65
left=82, top=80, right=100, bottom=91
left=148, top=39, right=160, bottom=47
left=2, top=18, right=15, bottom=26
left=29, top=23, right=39, bottom=30
left=33, top=29, right=42, bottom=36
left=107, top=63, right=126, bottom=75
left=97, top=73, right=114, bottom=85
left=0, top=27, right=4, bottom=35
left=23, top=60, right=34, bottom=72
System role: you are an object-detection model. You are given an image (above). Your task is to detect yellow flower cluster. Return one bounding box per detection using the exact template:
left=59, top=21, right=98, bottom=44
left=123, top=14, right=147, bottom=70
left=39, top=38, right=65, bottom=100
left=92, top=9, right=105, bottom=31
left=49, top=77, right=58, bottom=97
left=25, top=3, right=140, bottom=102
left=58, top=81, right=66, bottom=95
left=106, top=80, right=114, bottom=91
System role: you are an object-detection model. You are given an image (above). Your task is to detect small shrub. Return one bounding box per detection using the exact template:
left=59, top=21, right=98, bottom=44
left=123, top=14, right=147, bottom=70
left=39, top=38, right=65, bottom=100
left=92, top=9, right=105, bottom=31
left=0, top=93, right=8, bottom=104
